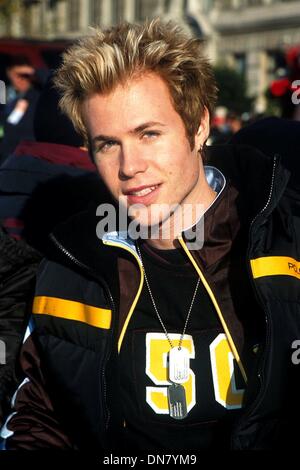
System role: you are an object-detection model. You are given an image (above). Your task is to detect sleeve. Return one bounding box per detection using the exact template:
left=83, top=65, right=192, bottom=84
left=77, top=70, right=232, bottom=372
left=1, top=322, right=74, bottom=450
left=0, top=228, right=41, bottom=425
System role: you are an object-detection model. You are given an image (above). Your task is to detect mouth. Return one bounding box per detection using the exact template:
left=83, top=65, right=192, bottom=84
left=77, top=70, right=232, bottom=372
left=123, top=184, right=161, bottom=206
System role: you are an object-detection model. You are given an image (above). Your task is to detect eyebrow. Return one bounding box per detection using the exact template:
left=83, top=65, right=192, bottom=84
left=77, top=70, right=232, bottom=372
left=91, top=121, right=166, bottom=145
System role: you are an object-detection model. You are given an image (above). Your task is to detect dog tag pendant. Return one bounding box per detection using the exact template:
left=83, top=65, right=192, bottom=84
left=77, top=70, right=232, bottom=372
left=168, top=383, right=188, bottom=420
left=169, top=347, right=189, bottom=384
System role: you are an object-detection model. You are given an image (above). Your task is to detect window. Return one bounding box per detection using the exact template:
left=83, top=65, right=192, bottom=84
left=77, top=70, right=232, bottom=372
left=136, top=0, right=160, bottom=21
left=111, top=0, right=124, bottom=24
left=266, top=50, right=286, bottom=82
left=23, top=0, right=40, bottom=5
left=219, top=0, right=234, bottom=9
left=89, top=0, right=101, bottom=26
left=247, top=0, right=263, bottom=6
left=164, top=0, right=171, bottom=11
left=234, top=53, right=246, bottom=76
left=68, top=0, right=80, bottom=31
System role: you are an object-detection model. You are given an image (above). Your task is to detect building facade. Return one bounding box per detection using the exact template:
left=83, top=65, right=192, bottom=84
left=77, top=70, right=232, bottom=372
left=0, top=1, right=170, bottom=39
left=205, top=0, right=300, bottom=111
left=1, top=0, right=300, bottom=111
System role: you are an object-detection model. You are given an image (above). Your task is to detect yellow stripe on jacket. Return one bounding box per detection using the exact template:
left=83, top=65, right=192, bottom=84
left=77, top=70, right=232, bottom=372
left=250, top=256, right=300, bottom=280
left=33, top=296, right=112, bottom=329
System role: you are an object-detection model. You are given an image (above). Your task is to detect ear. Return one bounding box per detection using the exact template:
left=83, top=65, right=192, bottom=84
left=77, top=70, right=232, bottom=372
left=194, top=107, right=210, bottom=151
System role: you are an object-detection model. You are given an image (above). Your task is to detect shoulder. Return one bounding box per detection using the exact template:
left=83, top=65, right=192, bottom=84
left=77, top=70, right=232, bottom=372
left=0, top=227, right=41, bottom=274
left=36, top=256, right=109, bottom=304
left=33, top=257, right=113, bottom=339
left=229, top=117, right=300, bottom=191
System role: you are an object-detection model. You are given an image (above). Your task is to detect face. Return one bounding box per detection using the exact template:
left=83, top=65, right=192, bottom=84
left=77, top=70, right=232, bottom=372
left=83, top=73, right=210, bottom=234
left=7, top=65, right=35, bottom=93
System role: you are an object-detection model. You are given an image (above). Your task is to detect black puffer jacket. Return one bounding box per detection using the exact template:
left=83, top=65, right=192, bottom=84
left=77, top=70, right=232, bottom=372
left=0, top=227, right=41, bottom=425
left=1, top=142, right=300, bottom=450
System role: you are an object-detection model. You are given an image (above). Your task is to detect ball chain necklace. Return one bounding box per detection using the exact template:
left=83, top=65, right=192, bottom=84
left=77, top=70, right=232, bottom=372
left=136, top=242, right=200, bottom=420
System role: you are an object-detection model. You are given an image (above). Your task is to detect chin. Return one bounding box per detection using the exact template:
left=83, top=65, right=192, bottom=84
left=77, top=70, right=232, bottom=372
left=131, top=205, right=173, bottom=226
left=129, top=210, right=178, bottom=242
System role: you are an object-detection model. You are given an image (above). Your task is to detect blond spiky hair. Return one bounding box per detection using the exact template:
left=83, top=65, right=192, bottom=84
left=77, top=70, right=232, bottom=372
left=54, top=19, right=218, bottom=148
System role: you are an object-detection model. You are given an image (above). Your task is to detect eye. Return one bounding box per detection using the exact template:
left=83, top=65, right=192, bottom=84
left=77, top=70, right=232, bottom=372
left=142, top=130, right=160, bottom=140
left=96, top=140, right=118, bottom=154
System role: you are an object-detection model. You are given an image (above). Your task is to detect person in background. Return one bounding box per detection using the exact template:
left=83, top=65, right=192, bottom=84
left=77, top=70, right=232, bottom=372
left=5, top=56, right=35, bottom=105
left=0, top=56, right=41, bottom=164
left=208, top=106, right=231, bottom=145
left=1, top=20, right=299, bottom=452
left=226, top=111, right=242, bottom=136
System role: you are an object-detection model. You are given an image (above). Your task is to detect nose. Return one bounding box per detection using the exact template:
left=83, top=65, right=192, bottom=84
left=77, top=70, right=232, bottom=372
left=119, top=142, right=148, bottom=180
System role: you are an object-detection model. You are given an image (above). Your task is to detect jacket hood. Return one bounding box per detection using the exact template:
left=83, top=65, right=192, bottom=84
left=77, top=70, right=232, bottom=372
left=229, top=116, right=300, bottom=192
left=207, top=143, right=290, bottom=220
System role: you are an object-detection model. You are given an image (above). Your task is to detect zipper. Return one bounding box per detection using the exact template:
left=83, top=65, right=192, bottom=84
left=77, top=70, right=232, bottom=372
left=249, top=154, right=278, bottom=232
left=231, top=155, right=278, bottom=447
left=49, top=233, right=116, bottom=431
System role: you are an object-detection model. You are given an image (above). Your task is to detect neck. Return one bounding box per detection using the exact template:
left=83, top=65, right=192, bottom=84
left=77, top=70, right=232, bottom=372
left=146, top=183, right=217, bottom=250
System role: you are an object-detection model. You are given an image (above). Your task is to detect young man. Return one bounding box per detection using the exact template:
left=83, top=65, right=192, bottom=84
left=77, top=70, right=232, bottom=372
left=1, top=20, right=299, bottom=451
